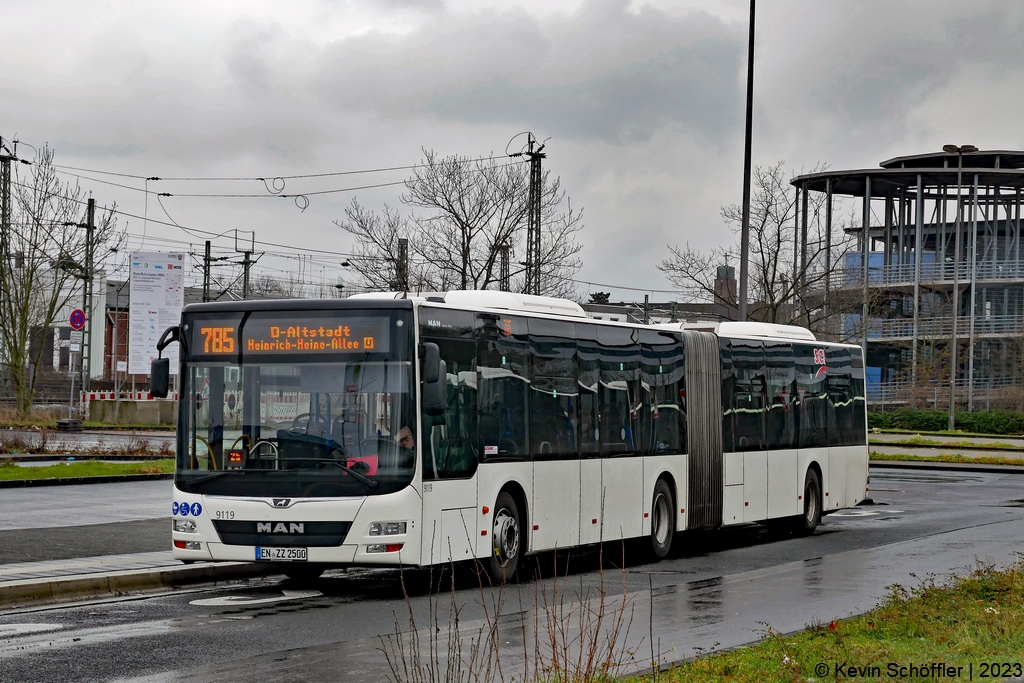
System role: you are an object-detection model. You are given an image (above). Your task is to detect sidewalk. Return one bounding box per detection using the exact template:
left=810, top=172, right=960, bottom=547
left=0, top=550, right=278, bottom=609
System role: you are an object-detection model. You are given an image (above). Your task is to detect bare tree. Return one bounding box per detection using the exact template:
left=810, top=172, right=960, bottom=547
left=337, top=149, right=583, bottom=297
left=0, top=144, right=117, bottom=416
left=658, top=161, right=853, bottom=335
left=336, top=200, right=434, bottom=292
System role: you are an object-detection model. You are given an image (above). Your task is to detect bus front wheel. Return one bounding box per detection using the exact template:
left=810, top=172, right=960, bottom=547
left=487, top=492, right=522, bottom=584
left=795, top=470, right=822, bottom=535
left=650, top=479, right=675, bottom=559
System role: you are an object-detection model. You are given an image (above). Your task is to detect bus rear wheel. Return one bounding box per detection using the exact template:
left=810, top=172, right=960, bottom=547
left=487, top=492, right=522, bottom=584
left=650, top=479, right=675, bottom=559
left=795, top=470, right=822, bottom=535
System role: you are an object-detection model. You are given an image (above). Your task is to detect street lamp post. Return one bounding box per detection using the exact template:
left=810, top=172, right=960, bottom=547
left=942, top=144, right=978, bottom=431
left=738, top=0, right=755, bottom=321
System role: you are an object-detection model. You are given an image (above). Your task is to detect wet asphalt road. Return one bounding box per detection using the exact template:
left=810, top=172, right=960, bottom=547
left=3, top=467, right=1024, bottom=683
left=0, top=480, right=171, bottom=563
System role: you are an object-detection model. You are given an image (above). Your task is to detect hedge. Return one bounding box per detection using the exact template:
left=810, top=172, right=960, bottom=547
left=868, top=408, right=1024, bottom=435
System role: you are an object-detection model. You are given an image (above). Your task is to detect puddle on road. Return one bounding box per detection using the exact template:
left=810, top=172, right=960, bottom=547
left=0, top=623, right=64, bottom=637
left=189, top=590, right=322, bottom=607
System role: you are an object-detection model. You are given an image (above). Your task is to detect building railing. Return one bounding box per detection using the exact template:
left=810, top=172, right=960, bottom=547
left=869, top=376, right=1024, bottom=404
left=848, top=315, right=1024, bottom=340
left=831, top=261, right=1024, bottom=289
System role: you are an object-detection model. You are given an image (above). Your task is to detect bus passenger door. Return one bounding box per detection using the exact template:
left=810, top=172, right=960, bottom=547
left=420, top=336, right=479, bottom=565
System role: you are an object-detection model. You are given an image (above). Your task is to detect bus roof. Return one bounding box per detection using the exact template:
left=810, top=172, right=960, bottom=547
left=189, top=291, right=847, bottom=347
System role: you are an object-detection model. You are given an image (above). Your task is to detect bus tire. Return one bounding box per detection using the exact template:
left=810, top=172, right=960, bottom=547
left=796, top=469, right=822, bottom=535
left=650, top=479, right=675, bottom=559
left=487, top=492, right=522, bottom=584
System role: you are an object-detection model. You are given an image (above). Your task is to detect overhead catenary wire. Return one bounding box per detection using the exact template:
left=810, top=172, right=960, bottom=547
left=19, top=150, right=687, bottom=300
left=52, top=154, right=510, bottom=182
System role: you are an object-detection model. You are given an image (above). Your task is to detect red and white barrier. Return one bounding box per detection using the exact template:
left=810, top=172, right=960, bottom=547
left=80, top=391, right=178, bottom=407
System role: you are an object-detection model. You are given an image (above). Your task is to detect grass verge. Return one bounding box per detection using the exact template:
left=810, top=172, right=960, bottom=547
left=631, top=560, right=1024, bottom=683
left=0, top=458, right=173, bottom=481
left=872, top=435, right=1024, bottom=451
left=874, top=427, right=1024, bottom=439
left=870, top=451, right=1024, bottom=466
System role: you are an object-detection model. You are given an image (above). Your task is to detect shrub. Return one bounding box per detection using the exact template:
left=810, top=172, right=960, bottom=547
left=868, top=408, right=1024, bottom=434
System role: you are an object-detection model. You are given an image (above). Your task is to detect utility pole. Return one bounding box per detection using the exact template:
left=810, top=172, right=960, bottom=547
left=242, top=251, right=251, bottom=299
left=396, top=237, right=409, bottom=291
left=81, top=197, right=95, bottom=394
left=0, top=138, right=12, bottom=266
left=510, top=133, right=546, bottom=296
left=738, top=0, right=756, bottom=321
left=203, top=240, right=212, bottom=302
left=643, top=294, right=650, bottom=324
left=499, top=244, right=510, bottom=291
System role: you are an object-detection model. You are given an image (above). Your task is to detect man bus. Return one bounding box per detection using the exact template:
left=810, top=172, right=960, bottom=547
left=153, top=290, right=868, bottom=582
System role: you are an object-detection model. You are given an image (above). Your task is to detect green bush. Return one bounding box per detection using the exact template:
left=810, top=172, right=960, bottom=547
left=868, top=408, right=1024, bottom=434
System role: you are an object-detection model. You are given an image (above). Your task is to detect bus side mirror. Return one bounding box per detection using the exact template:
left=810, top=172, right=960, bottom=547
left=421, top=342, right=446, bottom=417
left=151, top=326, right=180, bottom=399
left=151, top=358, right=170, bottom=398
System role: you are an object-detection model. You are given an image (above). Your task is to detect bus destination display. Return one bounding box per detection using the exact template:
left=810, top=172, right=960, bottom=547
left=193, top=315, right=390, bottom=356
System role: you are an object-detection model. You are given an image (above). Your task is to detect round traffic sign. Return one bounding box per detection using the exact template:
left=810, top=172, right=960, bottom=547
left=69, top=309, right=86, bottom=330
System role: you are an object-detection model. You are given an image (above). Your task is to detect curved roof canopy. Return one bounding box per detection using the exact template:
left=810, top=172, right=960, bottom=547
left=792, top=150, right=1024, bottom=196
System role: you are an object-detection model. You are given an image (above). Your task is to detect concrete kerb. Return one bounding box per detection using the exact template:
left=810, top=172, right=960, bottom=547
left=0, top=561, right=281, bottom=610
left=869, top=459, right=1024, bottom=475
left=0, top=473, right=173, bottom=488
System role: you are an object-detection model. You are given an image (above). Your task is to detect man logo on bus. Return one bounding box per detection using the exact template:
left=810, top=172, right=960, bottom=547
left=257, top=522, right=305, bottom=534
left=272, top=498, right=291, bottom=508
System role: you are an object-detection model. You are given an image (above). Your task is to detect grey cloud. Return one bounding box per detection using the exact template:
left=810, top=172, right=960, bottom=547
left=776, top=2, right=1024, bottom=151
left=50, top=141, right=146, bottom=158
left=425, top=39, right=741, bottom=143
left=312, top=1, right=744, bottom=144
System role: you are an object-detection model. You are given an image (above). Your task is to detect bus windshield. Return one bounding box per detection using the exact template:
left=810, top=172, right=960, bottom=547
left=175, top=308, right=416, bottom=497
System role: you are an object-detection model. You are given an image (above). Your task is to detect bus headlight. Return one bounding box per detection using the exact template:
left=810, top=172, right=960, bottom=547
left=174, top=519, right=197, bottom=533
left=369, top=522, right=406, bottom=536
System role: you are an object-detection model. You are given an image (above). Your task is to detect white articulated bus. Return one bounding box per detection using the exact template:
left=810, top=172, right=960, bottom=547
left=152, top=290, right=868, bottom=582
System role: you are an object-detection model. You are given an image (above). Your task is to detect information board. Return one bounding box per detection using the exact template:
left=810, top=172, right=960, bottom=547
left=129, top=252, right=185, bottom=375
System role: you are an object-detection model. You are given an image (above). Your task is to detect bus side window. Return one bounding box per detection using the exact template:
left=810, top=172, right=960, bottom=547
left=827, top=346, right=855, bottom=447
left=795, top=343, right=828, bottom=448
left=576, top=324, right=601, bottom=457
left=731, top=340, right=766, bottom=451
left=529, top=318, right=577, bottom=460
left=720, top=338, right=735, bottom=452
left=423, top=338, right=478, bottom=479
left=765, top=341, right=796, bottom=450
left=850, top=349, right=867, bottom=446
left=597, top=326, right=640, bottom=456
left=477, top=317, right=529, bottom=461
left=641, top=330, right=685, bottom=456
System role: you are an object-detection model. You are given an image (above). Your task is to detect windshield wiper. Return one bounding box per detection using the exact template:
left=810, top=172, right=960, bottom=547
left=272, top=457, right=379, bottom=489
left=185, top=470, right=247, bottom=485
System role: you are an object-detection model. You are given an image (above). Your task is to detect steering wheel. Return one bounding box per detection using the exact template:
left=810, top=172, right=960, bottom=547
left=290, top=412, right=312, bottom=434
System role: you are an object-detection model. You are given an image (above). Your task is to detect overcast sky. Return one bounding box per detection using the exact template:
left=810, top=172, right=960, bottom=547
left=4, top=0, right=1024, bottom=301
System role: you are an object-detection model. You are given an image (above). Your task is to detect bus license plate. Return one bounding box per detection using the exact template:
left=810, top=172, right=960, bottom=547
left=256, top=546, right=307, bottom=562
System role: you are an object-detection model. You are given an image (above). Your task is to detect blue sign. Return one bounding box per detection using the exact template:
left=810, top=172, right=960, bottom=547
left=69, top=309, right=86, bottom=331
left=179, top=504, right=189, bottom=517
left=172, top=501, right=179, bottom=515
left=190, top=502, right=202, bottom=517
